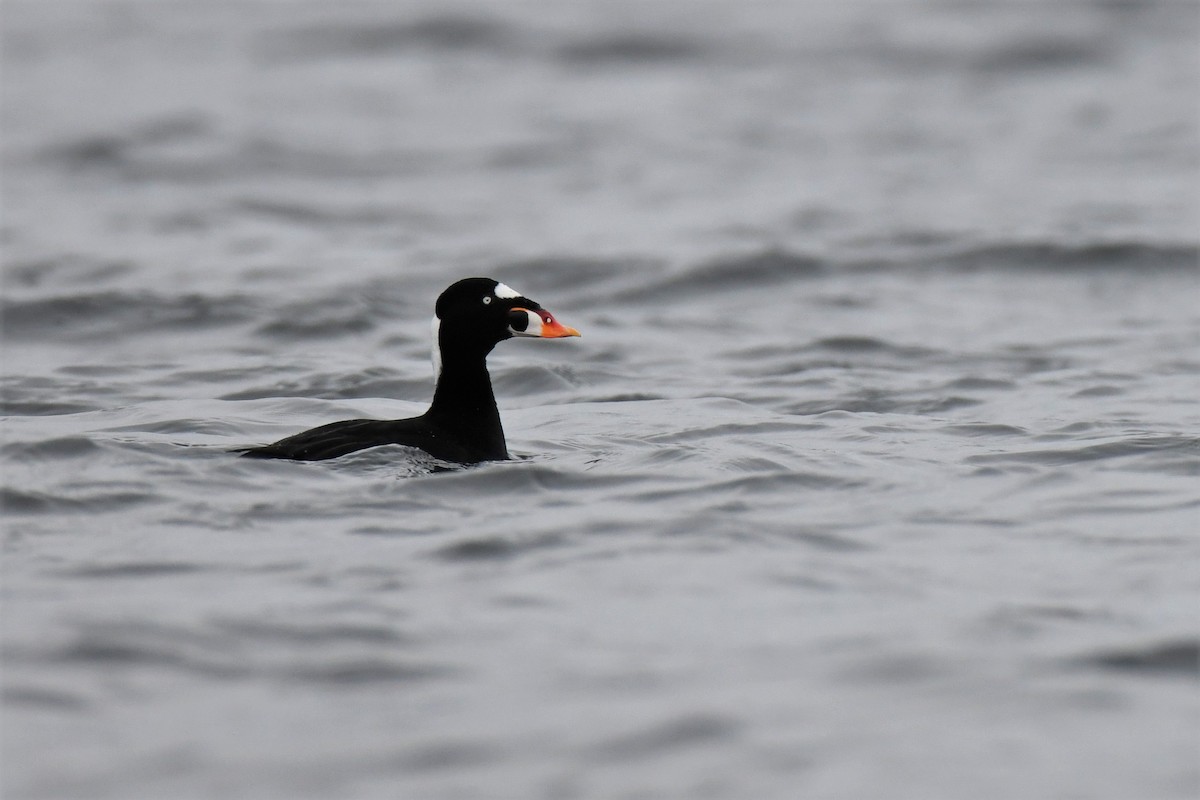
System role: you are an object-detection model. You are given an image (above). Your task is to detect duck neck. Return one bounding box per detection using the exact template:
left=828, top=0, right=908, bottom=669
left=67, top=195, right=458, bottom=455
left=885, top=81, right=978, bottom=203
left=430, top=354, right=497, bottom=416
left=427, top=351, right=506, bottom=454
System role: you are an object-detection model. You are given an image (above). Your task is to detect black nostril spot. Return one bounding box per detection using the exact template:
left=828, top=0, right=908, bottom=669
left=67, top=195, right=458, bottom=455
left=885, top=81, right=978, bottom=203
left=507, top=310, right=529, bottom=332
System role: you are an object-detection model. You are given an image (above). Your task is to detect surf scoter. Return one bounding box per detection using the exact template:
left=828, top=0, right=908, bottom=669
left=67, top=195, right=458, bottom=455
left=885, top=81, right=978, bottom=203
left=239, top=277, right=580, bottom=463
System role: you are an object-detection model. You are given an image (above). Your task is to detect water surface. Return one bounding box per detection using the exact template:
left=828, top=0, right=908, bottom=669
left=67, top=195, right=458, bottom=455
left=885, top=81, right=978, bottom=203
left=3, top=2, right=1199, bottom=798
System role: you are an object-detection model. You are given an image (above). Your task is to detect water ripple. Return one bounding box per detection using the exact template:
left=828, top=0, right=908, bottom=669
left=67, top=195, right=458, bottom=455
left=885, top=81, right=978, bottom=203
left=2, top=291, right=257, bottom=341
left=1072, top=640, right=1200, bottom=679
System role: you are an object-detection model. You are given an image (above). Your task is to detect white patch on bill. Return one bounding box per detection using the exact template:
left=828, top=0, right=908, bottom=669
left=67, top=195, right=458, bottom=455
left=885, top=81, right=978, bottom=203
left=494, top=282, right=521, bottom=299
left=509, top=308, right=543, bottom=337
left=430, top=316, right=442, bottom=379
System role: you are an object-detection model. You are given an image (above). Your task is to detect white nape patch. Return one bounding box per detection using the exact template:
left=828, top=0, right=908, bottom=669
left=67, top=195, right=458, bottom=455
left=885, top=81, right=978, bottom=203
left=494, top=282, right=521, bottom=300
left=430, top=316, right=442, bottom=379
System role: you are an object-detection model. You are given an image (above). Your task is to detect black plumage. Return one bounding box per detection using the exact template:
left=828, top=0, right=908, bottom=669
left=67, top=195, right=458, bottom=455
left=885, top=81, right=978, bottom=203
left=238, top=277, right=579, bottom=463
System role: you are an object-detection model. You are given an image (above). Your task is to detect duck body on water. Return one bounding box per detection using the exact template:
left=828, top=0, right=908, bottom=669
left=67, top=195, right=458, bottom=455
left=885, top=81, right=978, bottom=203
left=238, top=278, right=580, bottom=463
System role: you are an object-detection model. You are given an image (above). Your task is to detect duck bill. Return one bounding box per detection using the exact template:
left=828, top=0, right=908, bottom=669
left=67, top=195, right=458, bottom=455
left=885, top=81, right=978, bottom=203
left=539, top=316, right=581, bottom=338
left=512, top=307, right=581, bottom=338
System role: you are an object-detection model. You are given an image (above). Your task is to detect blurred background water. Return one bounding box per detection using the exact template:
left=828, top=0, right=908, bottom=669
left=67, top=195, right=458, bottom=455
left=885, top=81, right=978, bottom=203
left=2, top=2, right=1198, bottom=798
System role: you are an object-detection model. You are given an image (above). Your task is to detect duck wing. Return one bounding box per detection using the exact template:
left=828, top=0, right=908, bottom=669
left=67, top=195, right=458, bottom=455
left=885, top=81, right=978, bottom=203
left=238, top=418, right=431, bottom=462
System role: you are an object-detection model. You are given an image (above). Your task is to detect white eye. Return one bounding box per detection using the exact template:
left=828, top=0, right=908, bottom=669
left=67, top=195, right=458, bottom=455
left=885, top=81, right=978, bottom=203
left=482, top=296, right=493, bottom=305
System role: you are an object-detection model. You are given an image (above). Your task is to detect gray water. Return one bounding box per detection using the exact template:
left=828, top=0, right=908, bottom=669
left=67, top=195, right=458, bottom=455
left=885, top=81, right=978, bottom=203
left=3, top=2, right=1199, bottom=798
